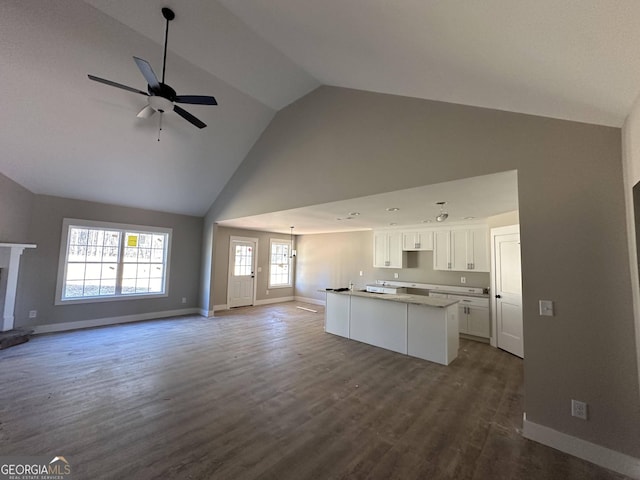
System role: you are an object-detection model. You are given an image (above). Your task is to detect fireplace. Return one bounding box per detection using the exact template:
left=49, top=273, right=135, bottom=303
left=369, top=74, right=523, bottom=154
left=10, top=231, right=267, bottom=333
left=0, top=243, right=36, bottom=332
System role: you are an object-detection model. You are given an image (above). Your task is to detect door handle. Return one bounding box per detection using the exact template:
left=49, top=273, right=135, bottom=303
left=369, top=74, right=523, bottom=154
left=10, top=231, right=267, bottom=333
left=495, top=294, right=501, bottom=299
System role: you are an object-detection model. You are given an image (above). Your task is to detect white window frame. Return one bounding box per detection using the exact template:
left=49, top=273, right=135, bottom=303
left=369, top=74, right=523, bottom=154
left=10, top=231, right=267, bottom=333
left=268, top=238, right=292, bottom=288
left=55, top=218, right=172, bottom=305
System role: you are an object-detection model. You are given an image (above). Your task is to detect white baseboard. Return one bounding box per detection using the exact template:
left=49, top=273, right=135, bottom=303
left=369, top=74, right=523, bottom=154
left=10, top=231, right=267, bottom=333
left=199, top=308, right=214, bottom=317
left=31, top=308, right=201, bottom=334
left=255, top=296, right=294, bottom=306
left=213, top=304, right=227, bottom=311
left=523, top=414, right=640, bottom=479
left=294, top=296, right=325, bottom=306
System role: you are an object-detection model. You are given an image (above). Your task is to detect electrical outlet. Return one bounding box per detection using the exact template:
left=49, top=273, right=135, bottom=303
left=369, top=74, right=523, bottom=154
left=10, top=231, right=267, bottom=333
left=181, top=297, right=187, bottom=304
left=257, top=266, right=262, bottom=273
left=571, top=399, right=588, bottom=420
left=460, top=276, right=466, bottom=284
left=394, top=273, right=399, bottom=279
left=359, top=271, right=363, bottom=277
left=28, top=310, right=37, bottom=319
left=539, top=300, right=554, bottom=316
left=266, top=290, right=269, bottom=295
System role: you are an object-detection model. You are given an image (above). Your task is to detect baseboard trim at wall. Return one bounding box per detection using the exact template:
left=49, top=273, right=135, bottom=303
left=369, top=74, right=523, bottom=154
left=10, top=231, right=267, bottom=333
left=255, top=296, right=294, bottom=306
left=31, top=308, right=201, bottom=334
left=523, top=414, right=640, bottom=479
left=294, top=296, right=325, bottom=306
left=213, top=304, right=228, bottom=311
left=199, top=309, right=214, bottom=318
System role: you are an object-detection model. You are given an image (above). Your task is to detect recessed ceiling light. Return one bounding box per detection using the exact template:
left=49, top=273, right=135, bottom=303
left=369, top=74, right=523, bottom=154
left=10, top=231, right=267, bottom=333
left=336, top=218, right=342, bottom=221
left=386, top=207, right=400, bottom=212
left=389, top=222, right=398, bottom=226
left=464, top=216, right=475, bottom=220
left=349, top=212, right=360, bottom=216
left=345, top=216, right=353, bottom=220
left=423, top=219, right=433, bottom=223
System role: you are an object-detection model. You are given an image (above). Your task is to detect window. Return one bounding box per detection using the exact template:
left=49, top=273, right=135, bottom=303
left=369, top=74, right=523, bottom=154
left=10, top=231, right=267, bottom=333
left=55, top=219, right=171, bottom=304
left=269, top=239, right=292, bottom=288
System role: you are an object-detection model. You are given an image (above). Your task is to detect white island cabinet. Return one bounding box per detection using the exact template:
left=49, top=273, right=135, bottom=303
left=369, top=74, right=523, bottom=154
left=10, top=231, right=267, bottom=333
left=323, top=290, right=459, bottom=365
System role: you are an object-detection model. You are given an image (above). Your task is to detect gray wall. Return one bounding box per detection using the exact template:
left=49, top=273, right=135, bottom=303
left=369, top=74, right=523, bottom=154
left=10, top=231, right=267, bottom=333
left=0, top=172, right=34, bottom=243
left=213, top=226, right=294, bottom=307
left=295, top=230, right=489, bottom=301
left=16, top=195, right=203, bottom=328
left=204, top=86, right=639, bottom=457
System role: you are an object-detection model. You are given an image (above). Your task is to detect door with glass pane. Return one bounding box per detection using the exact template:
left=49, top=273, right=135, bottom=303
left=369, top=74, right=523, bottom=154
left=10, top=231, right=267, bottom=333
left=228, top=238, right=257, bottom=308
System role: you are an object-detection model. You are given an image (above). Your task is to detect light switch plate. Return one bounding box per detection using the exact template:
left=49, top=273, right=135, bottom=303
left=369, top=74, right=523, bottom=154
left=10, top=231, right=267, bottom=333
left=539, top=300, right=554, bottom=316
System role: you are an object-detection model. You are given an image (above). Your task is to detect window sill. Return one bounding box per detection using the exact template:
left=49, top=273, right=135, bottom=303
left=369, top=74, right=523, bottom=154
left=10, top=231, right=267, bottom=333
left=55, top=292, right=168, bottom=306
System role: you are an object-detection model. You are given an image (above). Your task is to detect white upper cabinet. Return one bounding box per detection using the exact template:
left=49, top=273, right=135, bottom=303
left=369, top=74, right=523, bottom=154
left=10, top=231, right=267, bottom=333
left=373, top=231, right=405, bottom=268
left=433, top=230, right=451, bottom=270
left=433, top=226, right=489, bottom=272
left=402, top=230, right=434, bottom=251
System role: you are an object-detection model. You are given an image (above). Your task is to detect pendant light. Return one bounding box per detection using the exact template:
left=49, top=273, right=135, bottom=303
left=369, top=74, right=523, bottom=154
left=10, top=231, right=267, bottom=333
left=435, top=201, right=449, bottom=222
left=289, top=226, right=297, bottom=258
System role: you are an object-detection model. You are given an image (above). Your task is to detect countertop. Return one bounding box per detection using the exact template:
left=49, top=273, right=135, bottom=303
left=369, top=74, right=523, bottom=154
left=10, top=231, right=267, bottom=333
left=322, top=289, right=459, bottom=308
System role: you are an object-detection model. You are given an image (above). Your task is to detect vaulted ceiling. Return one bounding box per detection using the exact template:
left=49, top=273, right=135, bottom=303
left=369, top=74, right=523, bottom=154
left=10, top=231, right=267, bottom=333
left=3, top=0, right=640, bottom=217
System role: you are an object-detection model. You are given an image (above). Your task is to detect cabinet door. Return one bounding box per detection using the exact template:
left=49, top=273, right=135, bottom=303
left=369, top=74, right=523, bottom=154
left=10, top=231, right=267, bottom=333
left=387, top=231, right=404, bottom=267
left=373, top=232, right=388, bottom=267
left=433, top=230, right=451, bottom=270
left=467, top=228, right=489, bottom=272
left=403, top=230, right=434, bottom=251
left=418, top=230, right=434, bottom=250
left=466, top=306, right=490, bottom=338
left=451, top=230, right=468, bottom=271
left=457, top=304, right=469, bottom=334
left=402, top=232, right=418, bottom=251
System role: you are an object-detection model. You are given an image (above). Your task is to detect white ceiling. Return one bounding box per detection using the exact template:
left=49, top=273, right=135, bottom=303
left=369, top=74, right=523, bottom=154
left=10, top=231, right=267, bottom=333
left=217, top=171, right=519, bottom=235
left=2, top=0, right=640, bottom=219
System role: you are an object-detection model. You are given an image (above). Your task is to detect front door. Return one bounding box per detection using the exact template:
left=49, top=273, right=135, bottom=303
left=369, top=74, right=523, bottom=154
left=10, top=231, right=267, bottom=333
left=228, top=238, right=256, bottom=308
left=493, top=226, right=524, bottom=358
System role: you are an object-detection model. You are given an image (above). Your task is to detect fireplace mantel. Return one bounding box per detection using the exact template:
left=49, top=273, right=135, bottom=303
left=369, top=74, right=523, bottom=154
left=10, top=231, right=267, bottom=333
left=0, top=243, right=36, bottom=332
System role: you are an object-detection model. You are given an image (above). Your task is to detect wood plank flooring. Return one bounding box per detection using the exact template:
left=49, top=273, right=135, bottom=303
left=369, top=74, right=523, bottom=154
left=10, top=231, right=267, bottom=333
left=0, top=302, right=631, bottom=479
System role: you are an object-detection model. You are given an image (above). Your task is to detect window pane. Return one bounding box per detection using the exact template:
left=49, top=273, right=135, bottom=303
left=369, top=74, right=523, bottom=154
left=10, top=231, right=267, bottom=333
left=99, top=281, right=116, bottom=295
left=60, top=223, right=169, bottom=301
left=121, top=278, right=136, bottom=294
left=101, top=263, right=117, bottom=280
left=68, top=245, right=87, bottom=262
left=122, top=263, right=137, bottom=279
left=149, top=278, right=163, bottom=293
left=66, top=263, right=85, bottom=281
left=65, top=281, right=84, bottom=298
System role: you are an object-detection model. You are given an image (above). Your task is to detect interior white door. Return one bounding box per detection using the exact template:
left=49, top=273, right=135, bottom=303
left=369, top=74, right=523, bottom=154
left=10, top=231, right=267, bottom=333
left=494, top=230, right=523, bottom=357
left=228, top=239, right=256, bottom=308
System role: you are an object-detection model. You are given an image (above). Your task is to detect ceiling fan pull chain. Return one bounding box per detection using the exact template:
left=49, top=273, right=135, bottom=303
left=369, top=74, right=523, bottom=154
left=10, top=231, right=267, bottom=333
left=157, top=112, right=163, bottom=142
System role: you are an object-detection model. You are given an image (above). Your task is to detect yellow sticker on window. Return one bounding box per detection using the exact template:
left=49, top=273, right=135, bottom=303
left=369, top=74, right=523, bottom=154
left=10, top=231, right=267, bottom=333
left=127, top=236, right=138, bottom=247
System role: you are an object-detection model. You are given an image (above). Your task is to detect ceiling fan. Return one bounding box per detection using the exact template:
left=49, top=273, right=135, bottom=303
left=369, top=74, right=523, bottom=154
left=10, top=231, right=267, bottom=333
left=88, top=7, right=217, bottom=130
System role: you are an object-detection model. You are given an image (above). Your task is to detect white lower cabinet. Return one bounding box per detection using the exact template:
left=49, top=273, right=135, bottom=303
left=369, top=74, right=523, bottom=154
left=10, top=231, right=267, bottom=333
left=324, top=292, right=458, bottom=365
left=408, top=304, right=458, bottom=365
left=350, top=296, right=407, bottom=354
left=325, top=291, right=350, bottom=338
left=456, top=296, right=490, bottom=338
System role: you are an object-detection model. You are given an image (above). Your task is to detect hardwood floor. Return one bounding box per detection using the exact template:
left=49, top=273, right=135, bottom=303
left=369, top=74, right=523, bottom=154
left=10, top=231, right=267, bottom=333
left=0, top=302, right=630, bottom=479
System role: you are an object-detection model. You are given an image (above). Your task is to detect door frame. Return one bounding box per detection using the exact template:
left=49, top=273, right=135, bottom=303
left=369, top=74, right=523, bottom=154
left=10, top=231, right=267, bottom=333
left=227, top=235, right=259, bottom=309
left=490, top=224, right=521, bottom=349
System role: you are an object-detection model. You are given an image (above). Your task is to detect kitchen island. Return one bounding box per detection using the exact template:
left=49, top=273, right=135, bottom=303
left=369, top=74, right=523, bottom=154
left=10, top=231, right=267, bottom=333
left=323, top=290, right=460, bottom=365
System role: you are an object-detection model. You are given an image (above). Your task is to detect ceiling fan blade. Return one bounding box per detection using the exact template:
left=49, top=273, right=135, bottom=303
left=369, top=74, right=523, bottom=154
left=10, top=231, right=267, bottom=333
left=133, top=57, right=160, bottom=90
left=137, top=105, right=156, bottom=119
left=88, top=74, right=149, bottom=96
left=175, top=95, right=218, bottom=106
left=174, top=105, right=206, bottom=129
